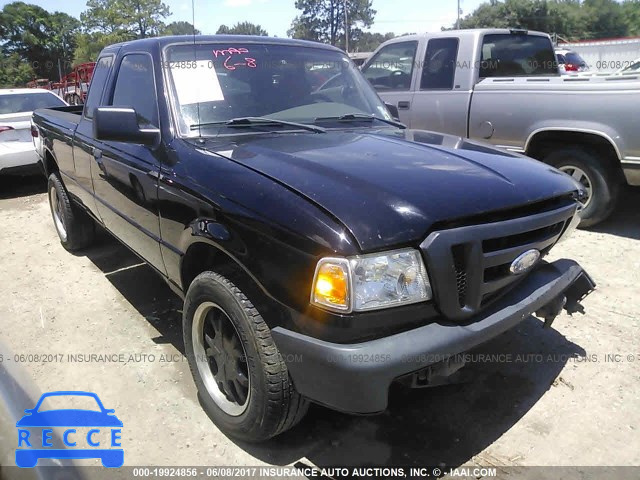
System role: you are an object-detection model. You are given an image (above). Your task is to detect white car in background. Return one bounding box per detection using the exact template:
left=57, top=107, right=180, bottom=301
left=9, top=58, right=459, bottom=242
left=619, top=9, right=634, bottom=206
left=0, top=88, right=66, bottom=176
left=555, top=48, right=589, bottom=74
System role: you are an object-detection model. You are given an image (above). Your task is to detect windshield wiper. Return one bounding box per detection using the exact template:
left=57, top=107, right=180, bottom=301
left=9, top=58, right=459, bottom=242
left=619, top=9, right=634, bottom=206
left=314, top=113, right=406, bottom=129
left=190, top=117, right=326, bottom=134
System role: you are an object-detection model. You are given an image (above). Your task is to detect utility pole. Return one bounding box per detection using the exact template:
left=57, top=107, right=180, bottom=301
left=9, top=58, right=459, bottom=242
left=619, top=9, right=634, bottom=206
left=344, top=0, right=349, bottom=53
left=456, top=0, right=461, bottom=29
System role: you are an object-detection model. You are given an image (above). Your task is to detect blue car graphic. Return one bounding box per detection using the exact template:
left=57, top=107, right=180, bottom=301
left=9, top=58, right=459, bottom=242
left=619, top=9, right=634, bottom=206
left=16, top=391, right=123, bottom=468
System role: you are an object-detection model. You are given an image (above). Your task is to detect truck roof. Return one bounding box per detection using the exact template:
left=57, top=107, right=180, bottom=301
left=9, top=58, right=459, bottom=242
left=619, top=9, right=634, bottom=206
left=384, top=28, right=550, bottom=44
left=102, top=35, right=344, bottom=54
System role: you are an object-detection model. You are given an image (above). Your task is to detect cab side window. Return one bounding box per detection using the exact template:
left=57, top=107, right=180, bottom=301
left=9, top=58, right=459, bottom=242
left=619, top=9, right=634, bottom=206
left=110, top=54, right=159, bottom=127
left=362, top=41, right=418, bottom=91
left=421, top=38, right=459, bottom=90
left=84, top=56, right=113, bottom=119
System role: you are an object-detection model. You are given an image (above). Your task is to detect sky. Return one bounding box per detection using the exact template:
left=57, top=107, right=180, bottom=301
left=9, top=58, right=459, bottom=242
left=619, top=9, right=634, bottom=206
left=0, top=0, right=487, bottom=38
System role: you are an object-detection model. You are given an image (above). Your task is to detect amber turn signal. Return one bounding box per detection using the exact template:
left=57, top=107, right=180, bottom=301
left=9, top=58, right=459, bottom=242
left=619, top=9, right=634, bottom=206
left=311, top=259, right=350, bottom=311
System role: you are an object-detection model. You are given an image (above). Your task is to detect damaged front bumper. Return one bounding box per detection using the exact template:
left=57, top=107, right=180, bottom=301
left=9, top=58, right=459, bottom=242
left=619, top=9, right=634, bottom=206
left=272, top=259, right=594, bottom=414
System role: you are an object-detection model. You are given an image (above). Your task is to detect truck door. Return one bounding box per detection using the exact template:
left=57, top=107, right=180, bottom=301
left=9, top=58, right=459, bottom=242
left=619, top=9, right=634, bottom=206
left=90, top=52, right=165, bottom=273
left=410, top=37, right=470, bottom=137
left=361, top=40, right=419, bottom=125
left=71, top=55, right=114, bottom=218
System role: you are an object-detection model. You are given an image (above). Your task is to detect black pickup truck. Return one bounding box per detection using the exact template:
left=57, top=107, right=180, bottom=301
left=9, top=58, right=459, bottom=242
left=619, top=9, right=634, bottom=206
left=33, top=35, right=594, bottom=441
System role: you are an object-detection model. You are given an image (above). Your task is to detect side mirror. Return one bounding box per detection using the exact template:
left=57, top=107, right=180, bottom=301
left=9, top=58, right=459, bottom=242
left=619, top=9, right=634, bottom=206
left=94, top=107, right=159, bottom=146
left=385, top=103, right=400, bottom=121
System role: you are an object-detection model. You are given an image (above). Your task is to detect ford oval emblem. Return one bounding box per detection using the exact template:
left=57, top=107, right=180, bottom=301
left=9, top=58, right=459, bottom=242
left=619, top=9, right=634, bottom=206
left=509, top=249, right=540, bottom=275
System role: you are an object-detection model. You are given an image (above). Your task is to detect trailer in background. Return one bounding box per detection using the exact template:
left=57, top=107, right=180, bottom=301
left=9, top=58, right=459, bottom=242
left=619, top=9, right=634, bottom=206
left=51, top=62, right=96, bottom=105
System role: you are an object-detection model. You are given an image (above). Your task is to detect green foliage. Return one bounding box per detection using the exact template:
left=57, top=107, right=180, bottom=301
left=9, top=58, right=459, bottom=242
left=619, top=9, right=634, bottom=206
left=582, top=0, right=626, bottom=38
left=0, top=2, right=80, bottom=80
left=622, top=0, right=640, bottom=36
left=216, top=22, right=269, bottom=36
left=73, top=31, right=131, bottom=64
left=350, top=31, right=395, bottom=52
left=288, top=0, right=376, bottom=49
left=74, top=0, right=171, bottom=64
left=162, top=21, right=200, bottom=36
left=288, top=15, right=322, bottom=42
left=80, top=0, right=171, bottom=38
left=0, top=53, right=36, bottom=88
left=457, top=0, right=630, bottom=41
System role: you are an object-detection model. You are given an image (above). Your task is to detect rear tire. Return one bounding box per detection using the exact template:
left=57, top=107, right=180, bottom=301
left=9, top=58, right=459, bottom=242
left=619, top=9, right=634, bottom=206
left=48, top=172, right=95, bottom=251
left=545, top=148, right=620, bottom=227
left=183, top=271, right=308, bottom=441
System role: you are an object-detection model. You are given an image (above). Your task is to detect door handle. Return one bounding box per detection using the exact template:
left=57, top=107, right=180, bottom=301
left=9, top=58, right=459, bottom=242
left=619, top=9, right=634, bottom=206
left=397, top=101, right=411, bottom=110
left=147, top=170, right=171, bottom=185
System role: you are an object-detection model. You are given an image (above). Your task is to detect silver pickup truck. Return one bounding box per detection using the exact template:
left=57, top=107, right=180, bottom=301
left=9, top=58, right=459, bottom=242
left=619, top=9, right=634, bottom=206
left=362, top=28, right=640, bottom=226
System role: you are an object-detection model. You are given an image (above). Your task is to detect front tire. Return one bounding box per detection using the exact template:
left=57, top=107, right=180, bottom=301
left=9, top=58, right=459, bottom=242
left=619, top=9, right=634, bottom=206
left=545, top=148, right=620, bottom=227
left=48, top=173, right=95, bottom=251
left=183, top=271, right=308, bottom=441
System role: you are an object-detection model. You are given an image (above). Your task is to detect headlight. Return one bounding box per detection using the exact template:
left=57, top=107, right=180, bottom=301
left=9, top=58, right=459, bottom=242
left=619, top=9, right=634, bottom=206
left=311, top=248, right=432, bottom=313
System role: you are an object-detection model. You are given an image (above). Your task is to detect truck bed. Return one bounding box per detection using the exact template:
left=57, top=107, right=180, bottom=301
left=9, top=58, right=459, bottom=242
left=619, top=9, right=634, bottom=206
left=477, top=72, right=640, bottom=91
left=32, top=105, right=83, bottom=132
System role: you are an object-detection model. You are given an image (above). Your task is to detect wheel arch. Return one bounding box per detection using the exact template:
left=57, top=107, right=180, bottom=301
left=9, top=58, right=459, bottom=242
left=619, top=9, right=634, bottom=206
left=525, top=128, right=623, bottom=179
left=179, top=235, right=283, bottom=325
left=43, top=147, right=59, bottom=177
left=525, top=127, right=622, bottom=159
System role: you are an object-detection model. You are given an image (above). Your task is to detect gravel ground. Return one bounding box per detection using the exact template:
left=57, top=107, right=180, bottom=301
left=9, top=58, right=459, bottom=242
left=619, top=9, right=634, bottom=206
left=0, top=176, right=638, bottom=476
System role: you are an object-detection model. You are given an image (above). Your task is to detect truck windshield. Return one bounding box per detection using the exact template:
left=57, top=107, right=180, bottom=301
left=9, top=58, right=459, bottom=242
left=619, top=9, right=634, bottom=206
left=164, top=43, right=392, bottom=136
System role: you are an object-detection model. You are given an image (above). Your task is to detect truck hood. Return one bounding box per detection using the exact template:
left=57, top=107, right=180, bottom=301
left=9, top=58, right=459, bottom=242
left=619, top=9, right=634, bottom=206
left=198, top=129, right=579, bottom=251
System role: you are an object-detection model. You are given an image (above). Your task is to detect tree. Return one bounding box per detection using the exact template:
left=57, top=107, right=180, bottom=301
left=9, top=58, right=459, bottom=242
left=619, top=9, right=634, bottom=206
left=75, top=0, right=172, bottom=63
left=582, top=0, right=627, bottom=38
left=622, top=0, right=640, bottom=36
left=350, top=31, right=395, bottom=52
left=0, top=2, right=80, bottom=80
left=287, top=15, right=322, bottom=42
left=81, top=0, right=171, bottom=39
left=0, top=53, right=36, bottom=87
left=216, top=22, right=268, bottom=36
left=162, top=21, right=200, bottom=36
left=73, top=31, right=132, bottom=64
left=288, top=0, right=376, bottom=49
left=456, top=0, right=625, bottom=41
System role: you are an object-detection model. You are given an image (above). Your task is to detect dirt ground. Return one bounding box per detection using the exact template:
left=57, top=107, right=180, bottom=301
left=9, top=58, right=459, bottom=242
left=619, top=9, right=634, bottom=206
left=0, top=176, right=638, bottom=475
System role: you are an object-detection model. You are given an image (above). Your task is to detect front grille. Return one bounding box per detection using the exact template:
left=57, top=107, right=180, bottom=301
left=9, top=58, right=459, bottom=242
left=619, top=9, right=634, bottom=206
left=483, top=221, right=565, bottom=252
left=420, top=200, right=577, bottom=322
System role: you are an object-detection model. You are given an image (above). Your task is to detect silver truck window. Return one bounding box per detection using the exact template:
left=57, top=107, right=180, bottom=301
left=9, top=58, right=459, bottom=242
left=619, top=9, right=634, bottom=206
left=83, top=55, right=113, bottom=119
left=421, top=38, right=459, bottom=90
left=362, top=41, right=418, bottom=91
left=480, top=34, right=557, bottom=77
left=110, top=54, right=159, bottom=128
